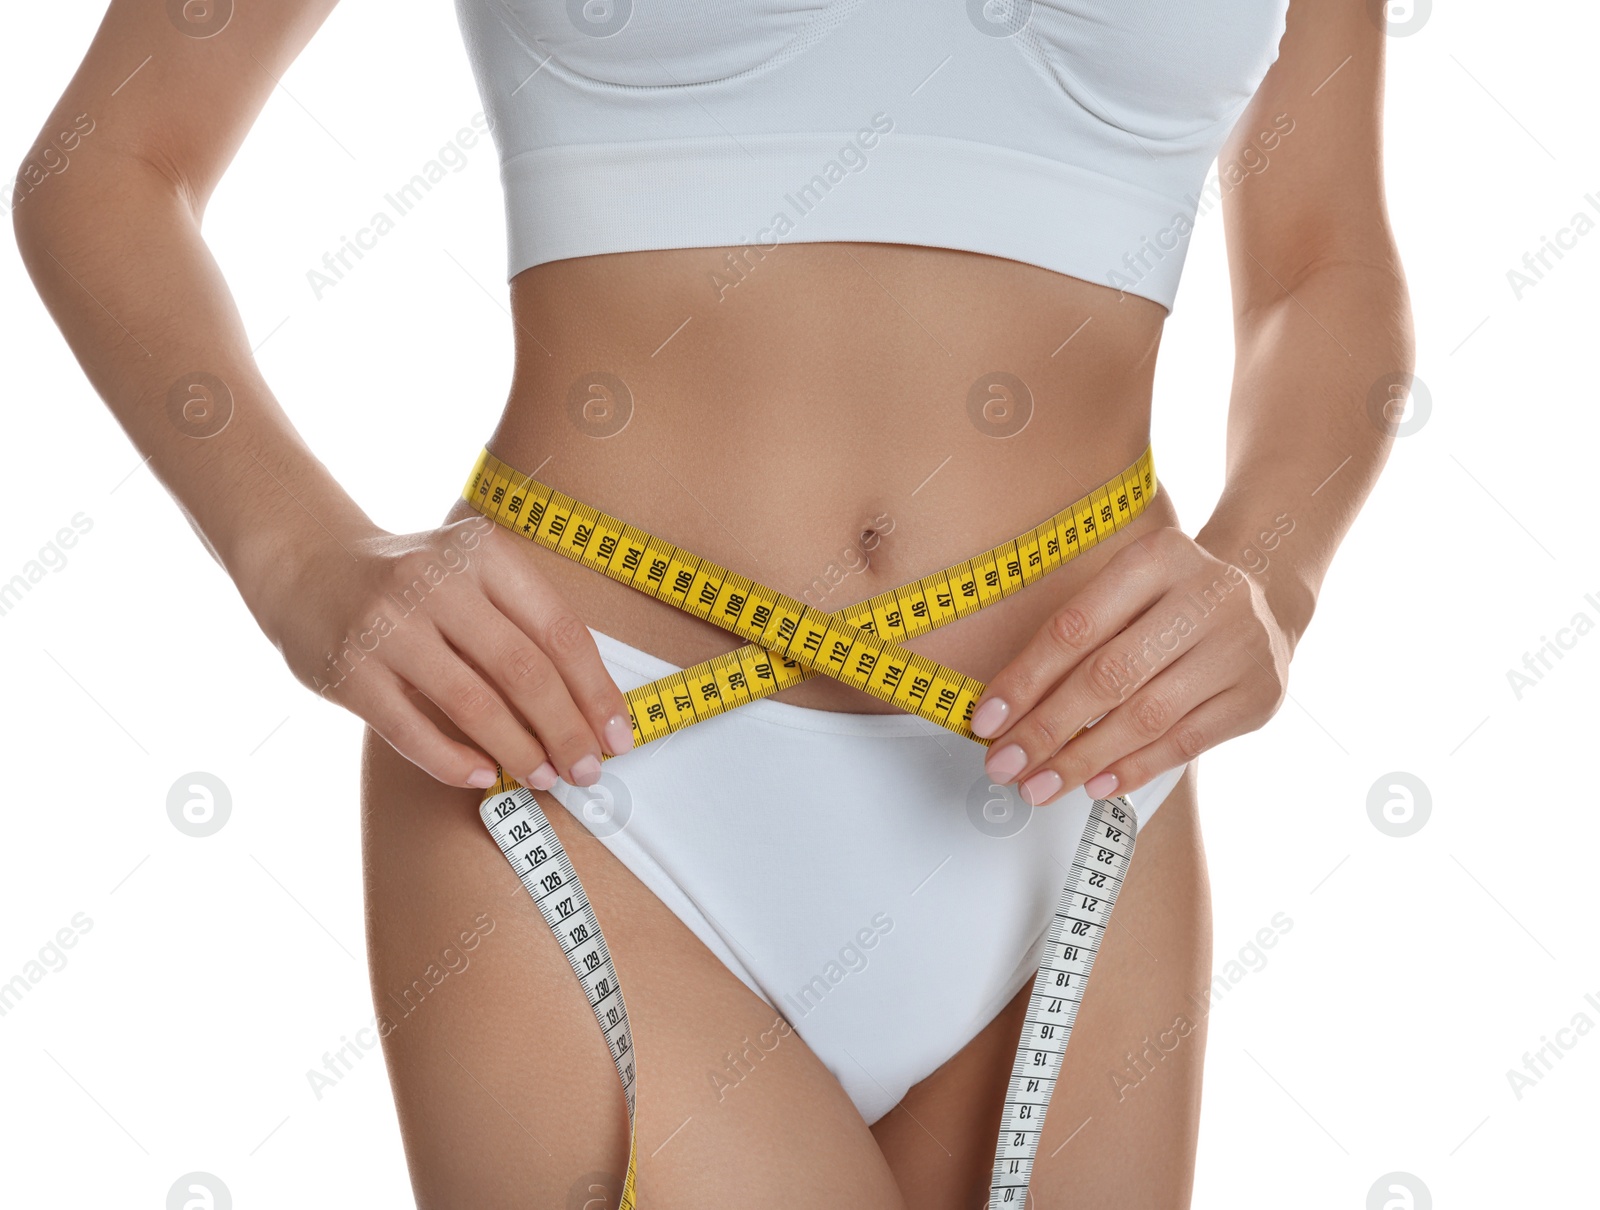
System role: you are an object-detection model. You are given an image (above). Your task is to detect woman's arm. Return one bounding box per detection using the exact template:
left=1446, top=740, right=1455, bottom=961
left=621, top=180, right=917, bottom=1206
left=12, top=0, right=632, bottom=790
left=12, top=0, right=362, bottom=597
left=969, top=0, right=1414, bottom=805
left=1196, top=0, right=1413, bottom=655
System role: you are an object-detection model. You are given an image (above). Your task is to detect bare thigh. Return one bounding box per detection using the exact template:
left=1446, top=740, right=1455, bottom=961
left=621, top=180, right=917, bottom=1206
left=360, top=694, right=908, bottom=1209
left=872, top=763, right=1212, bottom=1209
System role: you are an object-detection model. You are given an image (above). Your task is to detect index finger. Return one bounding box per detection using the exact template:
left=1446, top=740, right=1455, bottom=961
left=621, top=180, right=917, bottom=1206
left=481, top=549, right=636, bottom=758
left=970, top=536, right=1171, bottom=741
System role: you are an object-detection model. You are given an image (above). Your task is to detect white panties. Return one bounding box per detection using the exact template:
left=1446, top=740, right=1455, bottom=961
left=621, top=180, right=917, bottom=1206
left=549, top=627, right=1189, bottom=1125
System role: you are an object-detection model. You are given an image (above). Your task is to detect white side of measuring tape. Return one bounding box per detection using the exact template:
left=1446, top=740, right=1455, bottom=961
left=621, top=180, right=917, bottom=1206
left=989, top=794, right=1138, bottom=1206
left=481, top=787, right=639, bottom=1207
left=482, top=781, right=1138, bottom=1208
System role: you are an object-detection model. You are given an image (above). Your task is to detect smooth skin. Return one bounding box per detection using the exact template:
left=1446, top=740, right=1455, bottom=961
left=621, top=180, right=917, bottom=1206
left=363, top=709, right=1211, bottom=1207
left=14, top=0, right=1410, bottom=1204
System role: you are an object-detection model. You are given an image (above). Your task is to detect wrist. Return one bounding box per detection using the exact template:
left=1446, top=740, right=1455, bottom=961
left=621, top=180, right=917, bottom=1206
left=225, top=491, right=382, bottom=651
left=1193, top=512, right=1317, bottom=655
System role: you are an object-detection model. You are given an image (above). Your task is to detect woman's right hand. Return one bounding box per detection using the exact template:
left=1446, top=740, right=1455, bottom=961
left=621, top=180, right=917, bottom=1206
left=252, top=514, right=634, bottom=792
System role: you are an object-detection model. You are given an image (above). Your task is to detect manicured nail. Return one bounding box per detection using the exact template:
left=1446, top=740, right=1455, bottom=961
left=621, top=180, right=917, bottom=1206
left=527, top=761, right=558, bottom=791
left=1084, top=771, right=1119, bottom=799
left=1020, top=769, right=1063, bottom=806
left=603, top=713, right=635, bottom=756
left=971, top=697, right=1009, bottom=739
left=985, top=743, right=1027, bottom=784
left=569, top=754, right=602, bottom=787
left=466, top=767, right=497, bottom=789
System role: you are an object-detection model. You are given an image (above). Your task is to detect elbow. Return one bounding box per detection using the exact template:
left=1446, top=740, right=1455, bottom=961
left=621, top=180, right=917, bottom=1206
left=1352, top=243, right=1417, bottom=381
left=11, top=149, right=196, bottom=296
left=1236, top=244, right=1415, bottom=358
left=10, top=172, right=71, bottom=304
left=9, top=161, right=40, bottom=248
left=8, top=140, right=83, bottom=245
left=9, top=147, right=75, bottom=275
left=10, top=168, right=55, bottom=299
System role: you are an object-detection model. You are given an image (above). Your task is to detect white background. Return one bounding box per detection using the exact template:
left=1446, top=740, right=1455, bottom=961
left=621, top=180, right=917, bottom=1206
left=2, top=2, right=1595, bottom=1206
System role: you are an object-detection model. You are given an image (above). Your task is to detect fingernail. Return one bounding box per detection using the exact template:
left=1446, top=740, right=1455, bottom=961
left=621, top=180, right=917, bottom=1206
left=1020, top=769, right=1063, bottom=806
left=527, top=761, right=557, bottom=791
left=603, top=713, right=635, bottom=756
left=569, top=755, right=602, bottom=787
left=1084, top=771, right=1119, bottom=799
left=971, top=697, right=1009, bottom=738
left=467, top=767, right=497, bottom=789
left=985, top=743, right=1027, bottom=784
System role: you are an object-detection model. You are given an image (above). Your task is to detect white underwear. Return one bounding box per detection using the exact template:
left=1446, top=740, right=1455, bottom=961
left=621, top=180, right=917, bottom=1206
left=549, top=627, right=1189, bottom=1125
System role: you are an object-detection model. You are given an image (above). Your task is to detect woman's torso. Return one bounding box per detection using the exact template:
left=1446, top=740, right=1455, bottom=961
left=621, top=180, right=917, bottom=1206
left=444, top=240, right=1179, bottom=712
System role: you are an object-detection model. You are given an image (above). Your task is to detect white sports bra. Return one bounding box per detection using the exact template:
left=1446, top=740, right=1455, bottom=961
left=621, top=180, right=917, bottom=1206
left=452, top=0, right=1290, bottom=311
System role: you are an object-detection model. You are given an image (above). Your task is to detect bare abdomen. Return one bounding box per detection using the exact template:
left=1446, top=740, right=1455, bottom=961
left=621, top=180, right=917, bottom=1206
left=451, top=241, right=1179, bottom=712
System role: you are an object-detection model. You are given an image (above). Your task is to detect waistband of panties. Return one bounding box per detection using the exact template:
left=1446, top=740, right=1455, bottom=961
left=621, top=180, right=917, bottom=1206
left=585, top=626, right=963, bottom=739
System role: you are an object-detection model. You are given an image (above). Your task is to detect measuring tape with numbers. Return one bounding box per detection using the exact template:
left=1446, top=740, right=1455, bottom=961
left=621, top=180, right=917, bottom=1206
left=464, top=444, right=1154, bottom=749
left=465, top=444, right=1156, bottom=1208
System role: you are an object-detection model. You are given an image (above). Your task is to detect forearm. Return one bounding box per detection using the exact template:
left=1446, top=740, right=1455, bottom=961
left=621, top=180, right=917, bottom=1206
left=11, top=150, right=376, bottom=628
left=1193, top=255, right=1415, bottom=654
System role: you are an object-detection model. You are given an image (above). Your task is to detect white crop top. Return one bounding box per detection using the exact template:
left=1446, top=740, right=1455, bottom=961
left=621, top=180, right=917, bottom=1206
left=452, top=0, right=1290, bottom=311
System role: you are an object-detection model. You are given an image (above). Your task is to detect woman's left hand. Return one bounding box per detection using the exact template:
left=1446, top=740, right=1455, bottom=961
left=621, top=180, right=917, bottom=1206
left=969, top=527, right=1295, bottom=806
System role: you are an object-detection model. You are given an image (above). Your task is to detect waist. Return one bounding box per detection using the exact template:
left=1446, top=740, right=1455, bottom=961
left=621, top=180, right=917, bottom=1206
left=459, top=242, right=1177, bottom=711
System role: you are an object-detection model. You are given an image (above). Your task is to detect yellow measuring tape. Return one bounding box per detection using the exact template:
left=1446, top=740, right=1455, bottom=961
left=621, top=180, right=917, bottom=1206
left=464, top=443, right=1154, bottom=751
left=464, top=443, right=1156, bottom=1207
